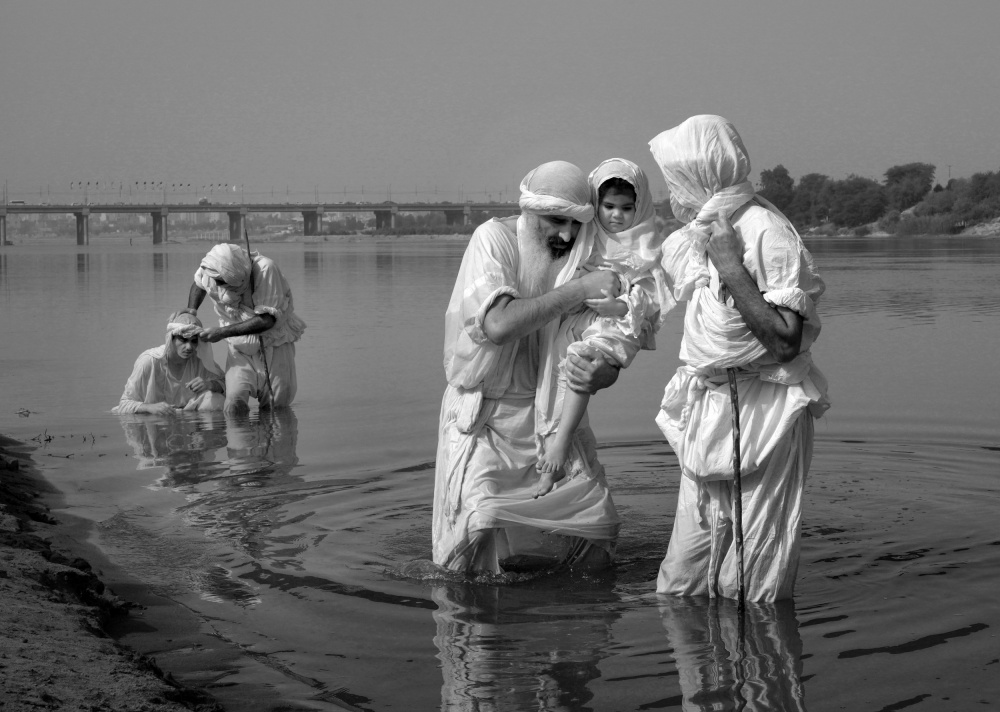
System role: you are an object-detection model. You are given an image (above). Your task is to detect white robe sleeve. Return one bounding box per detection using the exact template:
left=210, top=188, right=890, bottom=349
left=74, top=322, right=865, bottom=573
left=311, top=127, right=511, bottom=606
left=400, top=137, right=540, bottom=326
left=443, top=222, right=521, bottom=391
left=112, top=352, right=156, bottom=414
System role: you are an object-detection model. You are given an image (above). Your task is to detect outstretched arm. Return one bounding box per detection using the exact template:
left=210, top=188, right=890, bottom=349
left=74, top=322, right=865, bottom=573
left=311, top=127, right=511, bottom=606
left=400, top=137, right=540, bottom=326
left=198, top=313, right=276, bottom=343
left=483, top=269, right=619, bottom=345
left=707, top=216, right=803, bottom=363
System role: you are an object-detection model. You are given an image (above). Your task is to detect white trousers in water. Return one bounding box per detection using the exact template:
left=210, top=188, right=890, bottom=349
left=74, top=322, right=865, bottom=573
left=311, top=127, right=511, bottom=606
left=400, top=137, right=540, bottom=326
left=225, top=341, right=297, bottom=408
left=658, top=414, right=813, bottom=602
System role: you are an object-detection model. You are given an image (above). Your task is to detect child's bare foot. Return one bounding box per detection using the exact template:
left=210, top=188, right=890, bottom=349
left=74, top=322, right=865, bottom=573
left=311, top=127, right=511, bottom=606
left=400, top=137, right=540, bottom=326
left=534, top=450, right=568, bottom=498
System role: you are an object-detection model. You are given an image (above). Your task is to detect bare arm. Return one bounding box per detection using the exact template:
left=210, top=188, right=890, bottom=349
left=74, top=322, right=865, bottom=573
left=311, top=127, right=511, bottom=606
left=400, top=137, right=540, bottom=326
left=482, top=269, right=618, bottom=345
left=185, top=282, right=207, bottom=314
left=707, top=216, right=803, bottom=363
left=198, top=313, right=276, bottom=343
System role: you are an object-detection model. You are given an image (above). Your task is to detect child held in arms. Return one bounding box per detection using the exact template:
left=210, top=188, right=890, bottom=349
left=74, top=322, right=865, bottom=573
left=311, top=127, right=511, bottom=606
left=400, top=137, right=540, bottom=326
left=535, top=158, right=673, bottom=496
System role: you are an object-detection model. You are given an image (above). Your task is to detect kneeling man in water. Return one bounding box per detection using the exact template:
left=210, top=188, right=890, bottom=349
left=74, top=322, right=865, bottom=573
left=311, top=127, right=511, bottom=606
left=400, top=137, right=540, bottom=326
left=112, top=311, right=226, bottom=415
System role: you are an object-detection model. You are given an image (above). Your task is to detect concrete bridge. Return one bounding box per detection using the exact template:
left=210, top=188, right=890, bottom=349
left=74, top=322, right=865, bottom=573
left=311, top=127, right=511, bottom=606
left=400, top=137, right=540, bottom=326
left=0, top=201, right=521, bottom=246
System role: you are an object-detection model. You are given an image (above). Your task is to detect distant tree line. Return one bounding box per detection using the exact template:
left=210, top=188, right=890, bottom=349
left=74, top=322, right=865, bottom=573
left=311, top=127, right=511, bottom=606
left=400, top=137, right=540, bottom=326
left=754, top=162, right=1000, bottom=235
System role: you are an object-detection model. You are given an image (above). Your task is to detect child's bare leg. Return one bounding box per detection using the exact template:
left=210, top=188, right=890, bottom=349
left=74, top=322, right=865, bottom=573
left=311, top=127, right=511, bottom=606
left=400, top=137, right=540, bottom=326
left=534, top=389, right=591, bottom=498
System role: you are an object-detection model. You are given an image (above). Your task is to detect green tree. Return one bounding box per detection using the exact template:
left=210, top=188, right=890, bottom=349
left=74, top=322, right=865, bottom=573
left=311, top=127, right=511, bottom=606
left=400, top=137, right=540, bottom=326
left=785, top=173, right=830, bottom=226
left=758, top=164, right=795, bottom=210
left=827, top=175, right=887, bottom=228
left=883, top=163, right=935, bottom=212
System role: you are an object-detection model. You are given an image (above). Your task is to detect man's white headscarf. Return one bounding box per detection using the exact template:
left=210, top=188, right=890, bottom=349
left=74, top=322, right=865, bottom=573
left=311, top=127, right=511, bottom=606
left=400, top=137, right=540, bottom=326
left=649, top=115, right=789, bottom=301
left=518, top=161, right=595, bottom=223
left=194, top=244, right=257, bottom=307
left=165, top=311, right=222, bottom=376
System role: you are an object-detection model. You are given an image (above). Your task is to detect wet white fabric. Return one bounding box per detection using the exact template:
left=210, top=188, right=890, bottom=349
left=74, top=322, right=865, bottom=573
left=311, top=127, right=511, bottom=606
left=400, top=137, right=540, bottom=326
left=649, top=115, right=830, bottom=601
left=193, top=245, right=306, bottom=353
left=193, top=245, right=305, bottom=407
left=518, top=161, right=595, bottom=223
left=533, top=159, right=678, bottom=462
left=112, top=313, right=224, bottom=414
left=433, top=218, right=619, bottom=573
left=587, top=158, right=675, bottom=333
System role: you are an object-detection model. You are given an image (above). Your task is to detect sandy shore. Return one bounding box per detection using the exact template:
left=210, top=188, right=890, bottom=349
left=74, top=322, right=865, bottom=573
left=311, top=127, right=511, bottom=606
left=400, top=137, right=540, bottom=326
left=0, top=434, right=222, bottom=712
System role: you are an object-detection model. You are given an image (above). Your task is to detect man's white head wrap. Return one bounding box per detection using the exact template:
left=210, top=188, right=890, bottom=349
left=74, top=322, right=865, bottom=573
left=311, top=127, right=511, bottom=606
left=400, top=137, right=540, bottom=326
left=649, top=114, right=756, bottom=224
left=649, top=115, right=770, bottom=300
left=518, top=161, right=594, bottom=222
left=197, top=244, right=254, bottom=293
left=164, top=311, right=222, bottom=375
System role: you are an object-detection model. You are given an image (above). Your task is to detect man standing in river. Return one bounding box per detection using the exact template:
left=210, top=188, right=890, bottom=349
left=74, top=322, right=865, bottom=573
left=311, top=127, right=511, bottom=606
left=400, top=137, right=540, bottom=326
left=650, top=115, right=830, bottom=601
left=182, top=243, right=306, bottom=414
left=432, top=160, right=623, bottom=573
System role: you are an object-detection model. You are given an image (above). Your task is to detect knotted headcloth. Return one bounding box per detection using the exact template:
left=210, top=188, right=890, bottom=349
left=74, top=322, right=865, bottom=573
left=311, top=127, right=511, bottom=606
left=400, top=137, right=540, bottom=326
left=649, top=115, right=758, bottom=300
left=197, top=244, right=254, bottom=294
left=164, top=311, right=222, bottom=375
left=518, top=160, right=595, bottom=223
left=588, top=157, right=654, bottom=227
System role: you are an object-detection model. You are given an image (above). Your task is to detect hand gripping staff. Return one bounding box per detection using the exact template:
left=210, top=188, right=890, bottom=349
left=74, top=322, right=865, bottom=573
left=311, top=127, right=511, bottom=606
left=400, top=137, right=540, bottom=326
left=244, top=227, right=274, bottom=403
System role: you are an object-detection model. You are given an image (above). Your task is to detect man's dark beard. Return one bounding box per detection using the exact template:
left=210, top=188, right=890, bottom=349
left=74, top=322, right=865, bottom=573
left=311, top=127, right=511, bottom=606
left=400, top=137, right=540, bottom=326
left=547, top=235, right=575, bottom=259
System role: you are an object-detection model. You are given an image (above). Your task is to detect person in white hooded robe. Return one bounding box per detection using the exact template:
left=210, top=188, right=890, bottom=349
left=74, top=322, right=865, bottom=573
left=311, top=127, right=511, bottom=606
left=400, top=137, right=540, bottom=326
left=432, top=160, right=624, bottom=574
left=112, top=311, right=226, bottom=415
left=183, top=244, right=306, bottom=414
left=649, top=115, right=830, bottom=602
left=535, top=158, right=674, bottom=495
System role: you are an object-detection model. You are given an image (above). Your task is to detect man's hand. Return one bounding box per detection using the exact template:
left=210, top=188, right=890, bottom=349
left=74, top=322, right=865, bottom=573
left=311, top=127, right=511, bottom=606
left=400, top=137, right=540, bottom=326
left=705, top=214, right=745, bottom=276
left=585, top=290, right=629, bottom=318
left=197, top=326, right=224, bottom=343
left=574, top=269, right=621, bottom=300
left=186, top=377, right=211, bottom=394
left=138, top=402, right=177, bottom=417
left=565, top=351, right=619, bottom=394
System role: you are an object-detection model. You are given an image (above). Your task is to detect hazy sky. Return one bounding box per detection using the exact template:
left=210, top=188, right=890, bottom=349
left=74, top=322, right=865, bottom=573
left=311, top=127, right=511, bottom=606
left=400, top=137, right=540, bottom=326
left=3, top=1, right=998, bottom=202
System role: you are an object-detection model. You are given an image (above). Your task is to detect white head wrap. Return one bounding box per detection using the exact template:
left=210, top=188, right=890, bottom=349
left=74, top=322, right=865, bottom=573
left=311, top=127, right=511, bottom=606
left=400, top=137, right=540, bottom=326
left=587, top=158, right=674, bottom=329
left=518, top=161, right=595, bottom=222
left=196, top=243, right=254, bottom=291
left=649, top=115, right=761, bottom=300
left=588, top=158, right=655, bottom=229
left=165, top=311, right=222, bottom=376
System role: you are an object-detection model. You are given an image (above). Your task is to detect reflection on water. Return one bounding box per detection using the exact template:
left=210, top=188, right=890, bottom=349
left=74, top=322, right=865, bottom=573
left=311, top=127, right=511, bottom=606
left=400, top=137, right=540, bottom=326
left=111, top=409, right=301, bottom=606
left=434, top=581, right=618, bottom=711
left=76, top=251, right=90, bottom=287
left=1, top=238, right=998, bottom=710
left=658, top=597, right=806, bottom=712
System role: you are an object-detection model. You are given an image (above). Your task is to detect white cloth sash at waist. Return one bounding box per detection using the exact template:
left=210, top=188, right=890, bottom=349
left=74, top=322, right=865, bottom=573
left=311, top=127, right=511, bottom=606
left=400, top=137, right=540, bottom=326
left=656, top=353, right=827, bottom=481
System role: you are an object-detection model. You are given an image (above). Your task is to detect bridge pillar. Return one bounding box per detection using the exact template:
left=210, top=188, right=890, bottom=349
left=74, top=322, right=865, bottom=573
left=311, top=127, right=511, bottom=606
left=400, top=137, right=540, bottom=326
left=0, top=211, right=6, bottom=247
left=464, top=205, right=471, bottom=226
left=227, top=210, right=246, bottom=242
left=75, top=209, right=90, bottom=246
left=151, top=208, right=168, bottom=245
left=302, top=207, right=324, bottom=236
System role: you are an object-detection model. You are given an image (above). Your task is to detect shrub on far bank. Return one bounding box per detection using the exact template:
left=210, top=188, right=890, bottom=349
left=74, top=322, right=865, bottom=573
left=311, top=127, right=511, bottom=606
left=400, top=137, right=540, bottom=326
left=892, top=215, right=964, bottom=236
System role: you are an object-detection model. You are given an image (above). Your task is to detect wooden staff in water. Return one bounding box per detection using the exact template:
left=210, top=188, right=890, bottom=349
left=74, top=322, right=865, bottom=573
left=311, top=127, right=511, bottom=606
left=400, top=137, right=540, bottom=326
left=727, top=366, right=747, bottom=618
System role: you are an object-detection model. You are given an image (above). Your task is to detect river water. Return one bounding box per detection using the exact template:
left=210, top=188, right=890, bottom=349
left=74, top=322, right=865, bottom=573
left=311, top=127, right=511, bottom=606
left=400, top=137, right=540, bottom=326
left=0, top=236, right=997, bottom=711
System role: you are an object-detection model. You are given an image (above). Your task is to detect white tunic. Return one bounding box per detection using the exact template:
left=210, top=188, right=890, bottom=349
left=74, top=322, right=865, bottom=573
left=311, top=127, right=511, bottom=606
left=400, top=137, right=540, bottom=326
left=433, top=219, right=620, bottom=573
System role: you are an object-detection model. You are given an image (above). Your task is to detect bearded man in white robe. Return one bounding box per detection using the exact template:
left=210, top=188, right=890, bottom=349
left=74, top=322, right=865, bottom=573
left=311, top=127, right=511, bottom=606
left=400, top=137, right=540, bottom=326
left=650, top=116, right=830, bottom=602
left=183, top=244, right=306, bottom=414
left=433, top=161, right=624, bottom=574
